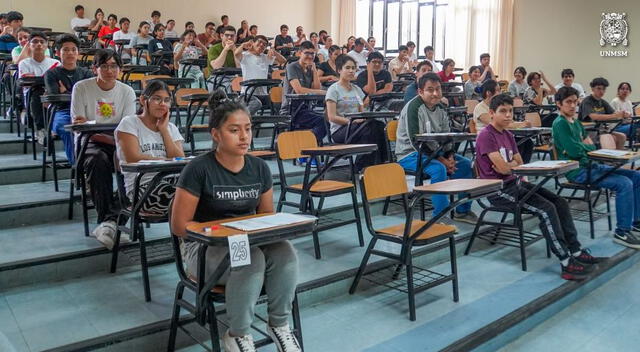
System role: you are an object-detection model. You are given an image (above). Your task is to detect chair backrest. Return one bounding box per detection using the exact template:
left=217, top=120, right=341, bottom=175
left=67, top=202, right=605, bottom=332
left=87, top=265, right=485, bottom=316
left=231, top=76, right=243, bottom=93
left=385, top=119, right=398, bottom=142
left=361, top=163, right=408, bottom=201
left=276, top=130, right=317, bottom=160
left=498, top=80, right=509, bottom=93
left=141, top=75, right=171, bottom=89
left=461, top=73, right=469, bottom=82
left=513, top=98, right=524, bottom=107
left=270, top=86, right=283, bottom=104
left=600, top=133, right=617, bottom=149
left=271, top=69, right=285, bottom=80
left=524, top=112, right=542, bottom=127
left=468, top=118, right=478, bottom=133
left=175, top=88, right=209, bottom=107
left=465, top=99, right=479, bottom=114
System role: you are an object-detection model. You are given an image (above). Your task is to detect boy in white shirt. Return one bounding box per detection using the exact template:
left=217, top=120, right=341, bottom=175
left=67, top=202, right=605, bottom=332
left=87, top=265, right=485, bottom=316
left=554, top=69, right=586, bottom=99
left=112, top=17, right=135, bottom=60
left=18, top=31, right=60, bottom=142
left=70, top=5, right=91, bottom=32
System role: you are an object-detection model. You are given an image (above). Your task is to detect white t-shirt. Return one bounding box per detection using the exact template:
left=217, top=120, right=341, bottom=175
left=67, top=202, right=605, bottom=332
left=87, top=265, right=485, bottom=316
left=427, top=59, right=441, bottom=73
left=165, top=30, right=179, bottom=39
left=70, top=17, right=91, bottom=31
left=240, top=51, right=276, bottom=94
left=18, top=57, right=60, bottom=94
left=115, top=115, right=184, bottom=195
left=347, top=49, right=369, bottom=68
left=113, top=30, right=136, bottom=49
left=71, top=78, right=136, bottom=124
left=611, top=97, right=633, bottom=115
left=473, top=100, right=490, bottom=131
left=325, top=82, right=365, bottom=134
left=554, top=82, right=586, bottom=98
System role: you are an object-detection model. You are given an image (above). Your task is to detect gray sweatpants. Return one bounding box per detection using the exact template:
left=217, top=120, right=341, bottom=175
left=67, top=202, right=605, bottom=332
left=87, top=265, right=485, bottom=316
left=182, top=240, right=299, bottom=336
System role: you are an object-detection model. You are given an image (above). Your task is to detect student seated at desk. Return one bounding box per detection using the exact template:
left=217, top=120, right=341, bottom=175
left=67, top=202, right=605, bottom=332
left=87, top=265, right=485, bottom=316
left=403, top=60, right=432, bottom=104
left=148, top=24, right=174, bottom=74
left=12, top=27, right=52, bottom=64
left=478, top=53, right=494, bottom=83
left=280, top=40, right=327, bottom=143
left=523, top=71, right=556, bottom=105
left=173, top=29, right=208, bottom=89
left=356, top=51, right=392, bottom=111
left=553, top=86, right=640, bottom=249
left=171, top=90, right=301, bottom=352
left=208, top=25, right=239, bottom=90
left=18, top=31, right=60, bottom=144
left=476, top=93, right=605, bottom=280
left=71, top=50, right=136, bottom=247
left=554, top=68, right=586, bottom=99
left=611, top=82, right=633, bottom=116
left=388, top=45, right=413, bottom=81
left=326, top=54, right=387, bottom=171
left=464, top=65, right=482, bottom=100
left=112, top=17, right=135, bottom=61
left=115, top=80, right=184, bottom=215
left=395, top=72, right=478, bottom=223
left=318, top=44, right=340, bottom=85
left=130, top=21, right=152, bottom=65
left=44, top=34, right=94, bottom=164
left=508, top=66, right=528, bottom=99
left=579, top=77, right=629, bottom=149
left=437, top=58, right=456, bottom=83
left=474, top=80, right=533, bottom=163
left=97, top=14, right=119, bottom=48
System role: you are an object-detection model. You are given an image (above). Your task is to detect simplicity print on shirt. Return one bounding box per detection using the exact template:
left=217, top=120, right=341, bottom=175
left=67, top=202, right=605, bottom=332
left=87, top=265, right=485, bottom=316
left=213, top=183, right=262, bottom=201
left=96, top=101, right=115, bottom=118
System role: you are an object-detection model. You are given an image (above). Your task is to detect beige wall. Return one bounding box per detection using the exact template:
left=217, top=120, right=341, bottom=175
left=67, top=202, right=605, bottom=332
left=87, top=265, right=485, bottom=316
left=3, top=0, right=323, bottom=37
left=513, top=0, right=639, bottom=100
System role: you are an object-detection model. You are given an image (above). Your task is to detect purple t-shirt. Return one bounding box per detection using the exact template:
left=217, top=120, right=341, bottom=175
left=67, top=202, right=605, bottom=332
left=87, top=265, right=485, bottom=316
left=476, top=124, right=519, bottom=182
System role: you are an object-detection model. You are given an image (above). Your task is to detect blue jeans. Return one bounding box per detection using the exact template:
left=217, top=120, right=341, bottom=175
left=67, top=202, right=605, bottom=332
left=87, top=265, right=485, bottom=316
left=399, top=152, right=473, bottom=216
left=572, top=164, right=640, bottom=231
left=51, top=109, right=74, bottom=164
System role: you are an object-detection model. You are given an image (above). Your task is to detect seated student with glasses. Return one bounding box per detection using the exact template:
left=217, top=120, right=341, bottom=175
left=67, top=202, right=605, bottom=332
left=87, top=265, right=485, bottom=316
left=318, top=44, right=341, bottom=85
left=97, top=14, right=119, bottom=48
left=12, top=27, right=52, bottom=64
left=404, top=60, right=433, bottom=104
left=356, top=51, right=392, bottom=97
left=234, top=35, right=286, bottom=114
left=130, top=21, right=152, bottom=65
left=44, top=34, right=94, bottom=164
left=208, top=25, right=238, bottom=71
left=523, top=71, right=556, bottom=105
left=553, top=86, right=640, bottom=249
left=280, top=41, right=327, bottom=143
left=18, top=31, right=61, bottom=144
left=197, top=22, right=217, bottom=49
left=508, top=66, right=528, bottom=98
left=476, top=93, right=605, bottom=280
left=174, top=29, right=208, bottom=88
left=71, top=50, right=137, bottom=248
left=115, top=80, right=184, bottom=214
left=274, top=24, right=294, bottom=57
left=579, top=77, right=630, bottom=149
left=326, top=54, right=388, bottom=172
left=149, top=23, right=174, bottom=74
left=396, top=72, right=478, bottom=223
left=170, top=90, right=302, bottom=352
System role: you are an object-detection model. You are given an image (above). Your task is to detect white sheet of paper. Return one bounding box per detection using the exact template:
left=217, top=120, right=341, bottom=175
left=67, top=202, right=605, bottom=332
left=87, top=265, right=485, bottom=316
left=518, top=160, right=571, bottom=168
left=222, top=213, right=316, bottom=232
left=593, top=149, right=630, bottom=157
left=228, top=234, right=251, bottom=268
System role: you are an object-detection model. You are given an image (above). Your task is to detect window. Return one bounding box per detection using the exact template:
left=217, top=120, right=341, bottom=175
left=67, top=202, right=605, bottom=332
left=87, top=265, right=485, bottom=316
left=356, top=0, right=448, bottom=57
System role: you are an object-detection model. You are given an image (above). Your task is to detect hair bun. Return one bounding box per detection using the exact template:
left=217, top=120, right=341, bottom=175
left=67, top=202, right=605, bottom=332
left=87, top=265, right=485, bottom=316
left=208, top=88, right=229, bottom=109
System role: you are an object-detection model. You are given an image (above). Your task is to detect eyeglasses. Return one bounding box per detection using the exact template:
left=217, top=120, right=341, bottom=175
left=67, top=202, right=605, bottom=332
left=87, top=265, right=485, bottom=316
left=148, top=95, right=172, bottom=105
left=302, top=51, right=316, bottom=57
left=223, top=33, right=235, bottom=38
left=370, top=60, right=383, bottom=65
left=98, top=64, right=120, bottom=71
left=30, top=39, right=46, bottom=45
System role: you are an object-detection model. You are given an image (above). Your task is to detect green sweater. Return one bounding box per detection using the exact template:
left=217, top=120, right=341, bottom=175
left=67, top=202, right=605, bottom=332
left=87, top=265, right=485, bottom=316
left=395, top=96, right=450, bottom=161
left=551, top=115, right=596, bottom=180
left=207, top=43, right=236, bottom=71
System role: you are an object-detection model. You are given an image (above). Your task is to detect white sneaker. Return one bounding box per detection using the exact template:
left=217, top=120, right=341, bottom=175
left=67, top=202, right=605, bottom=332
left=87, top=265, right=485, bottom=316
left=267, top=324, right=301, bottom=352
left=36, top=129, right=45, bottom=145
left=222, top=330, right=256, bottom=352
left=93, top=221, right=117, bottom=250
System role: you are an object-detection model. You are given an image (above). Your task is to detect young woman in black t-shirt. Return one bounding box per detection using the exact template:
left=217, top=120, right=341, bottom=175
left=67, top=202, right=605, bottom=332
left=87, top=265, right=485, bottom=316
left=171, top=90, right=301, bottom=352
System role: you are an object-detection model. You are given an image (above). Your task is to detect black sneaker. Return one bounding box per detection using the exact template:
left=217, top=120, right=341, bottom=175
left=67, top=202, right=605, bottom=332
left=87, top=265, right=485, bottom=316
left=573, top=248, right=607, bottom=265
left=561, top=257, right=594, bottom=281
left=614, top=230, right=640, bottom=249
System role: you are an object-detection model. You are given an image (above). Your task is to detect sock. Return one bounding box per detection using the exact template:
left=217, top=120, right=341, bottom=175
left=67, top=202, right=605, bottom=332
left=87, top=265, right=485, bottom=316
left=561, top=258, right=570, bottom=266
left=572, top=250, right=582, bottom=257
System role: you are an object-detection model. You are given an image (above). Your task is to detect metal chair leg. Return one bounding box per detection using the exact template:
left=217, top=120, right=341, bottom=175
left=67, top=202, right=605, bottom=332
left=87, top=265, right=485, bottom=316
left=166, top=283, right=184, bottom=352
left=449, top=236, right=459, bottom=302
left=405, top=255, right=416, bottom=321
left=349, top=237, right=377, bottom=294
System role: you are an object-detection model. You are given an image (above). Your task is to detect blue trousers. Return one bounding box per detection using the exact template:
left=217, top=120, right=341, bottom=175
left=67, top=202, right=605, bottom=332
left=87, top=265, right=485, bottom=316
left=573, top=164, right=640, bottom=231
left=399, top=152, right=473, bottom=216
left=614, top=123, right=633, bottom=137
left=51, top=109, right=74, bottom=164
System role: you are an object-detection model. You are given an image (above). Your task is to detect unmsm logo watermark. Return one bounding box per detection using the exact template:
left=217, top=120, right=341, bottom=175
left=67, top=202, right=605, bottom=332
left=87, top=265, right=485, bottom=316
left=600, top=12, right=629, bottom=57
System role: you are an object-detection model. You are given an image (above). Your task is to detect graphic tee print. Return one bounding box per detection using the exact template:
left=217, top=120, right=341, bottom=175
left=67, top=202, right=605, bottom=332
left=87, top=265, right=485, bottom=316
left=97, top=101, right=115, bottom=119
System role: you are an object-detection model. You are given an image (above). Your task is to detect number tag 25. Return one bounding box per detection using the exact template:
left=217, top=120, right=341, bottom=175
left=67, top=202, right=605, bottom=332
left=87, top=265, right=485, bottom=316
left=228, top=234, right=251, bottom=268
